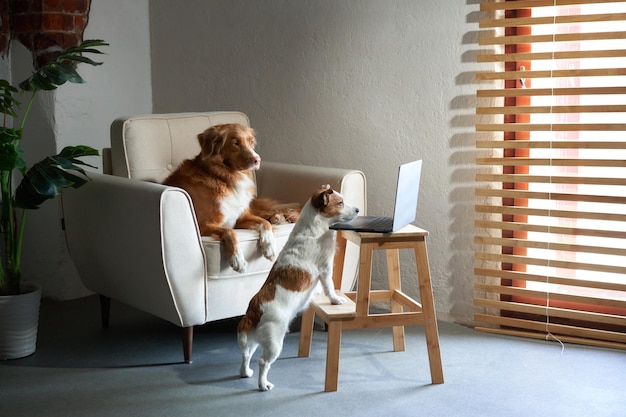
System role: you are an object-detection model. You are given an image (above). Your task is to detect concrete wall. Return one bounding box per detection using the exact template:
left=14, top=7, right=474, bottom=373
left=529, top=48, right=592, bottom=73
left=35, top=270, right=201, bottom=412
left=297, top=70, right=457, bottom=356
left=17, top=0, right=152, bottom=299
left=150, top=0, right=481, bottom=324
left=0, top=54, right=8, bottom=81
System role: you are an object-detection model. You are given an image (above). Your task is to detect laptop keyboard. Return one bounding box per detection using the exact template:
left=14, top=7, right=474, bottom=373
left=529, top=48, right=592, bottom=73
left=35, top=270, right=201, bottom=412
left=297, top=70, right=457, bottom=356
left=366, top=216, right=393, bottom=230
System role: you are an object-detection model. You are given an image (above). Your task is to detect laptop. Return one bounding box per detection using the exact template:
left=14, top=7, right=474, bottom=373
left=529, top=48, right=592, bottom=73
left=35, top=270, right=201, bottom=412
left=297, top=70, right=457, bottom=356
left=330, top=159, right=422, bottom=233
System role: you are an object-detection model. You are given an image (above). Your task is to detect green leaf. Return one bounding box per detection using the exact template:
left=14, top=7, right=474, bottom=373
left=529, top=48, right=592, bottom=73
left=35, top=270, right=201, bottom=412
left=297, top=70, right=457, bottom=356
left=19, top=73, right=57, bottom=91
left=40, top=65, right=68, bottom=86
left=0, top=138, right=24, bottom=171
left=58, top=145, right=99, bottom=159
left=14, top=146, right=99, bottom=209
left=0, top=80, right=19, bottom=117
left=54, top=63, right=84, bottom=84
left=63, top=55, right=101, bottom=66
left=19, top=39, right=109, bottom=92
left=29, top=166, right=64, bottom=194
left=0, top=127, right=22, bottom=143
left=57, top=170, right=88, bottom=189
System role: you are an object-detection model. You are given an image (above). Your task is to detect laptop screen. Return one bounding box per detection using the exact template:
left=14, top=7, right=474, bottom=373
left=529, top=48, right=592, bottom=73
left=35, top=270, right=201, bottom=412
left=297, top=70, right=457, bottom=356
left=391, top=159, right=422, bottom=232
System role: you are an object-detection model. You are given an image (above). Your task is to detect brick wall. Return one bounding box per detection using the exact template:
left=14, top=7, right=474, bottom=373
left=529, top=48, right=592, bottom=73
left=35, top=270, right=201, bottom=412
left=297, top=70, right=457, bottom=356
left=1, top=0, right=91, bottom=67
left=0, top=0, right=9, bottom=56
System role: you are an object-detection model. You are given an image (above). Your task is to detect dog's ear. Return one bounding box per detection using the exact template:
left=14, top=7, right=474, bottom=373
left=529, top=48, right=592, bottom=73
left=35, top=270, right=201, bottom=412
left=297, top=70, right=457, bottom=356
left=198, top=125, right=227, bottom=159
left=312, top=188, right=334, bottom=210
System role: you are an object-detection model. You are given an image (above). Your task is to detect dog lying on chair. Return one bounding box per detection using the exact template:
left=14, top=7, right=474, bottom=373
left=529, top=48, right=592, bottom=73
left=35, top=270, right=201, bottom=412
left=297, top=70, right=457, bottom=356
left=237, top=185, right=359, bottom=391
left=163, top=123, right=299, bottom=273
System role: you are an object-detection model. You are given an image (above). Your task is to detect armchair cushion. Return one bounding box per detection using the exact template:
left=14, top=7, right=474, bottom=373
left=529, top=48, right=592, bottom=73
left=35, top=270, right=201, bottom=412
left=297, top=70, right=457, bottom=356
left=110, top=111, right=250, bottom=182
left=202, top=226, right=293, bottom=279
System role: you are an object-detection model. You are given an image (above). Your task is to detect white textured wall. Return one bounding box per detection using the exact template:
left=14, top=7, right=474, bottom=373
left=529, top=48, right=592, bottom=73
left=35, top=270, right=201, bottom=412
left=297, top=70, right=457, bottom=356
left=150, top=0, right=480, bottom=323
left=0, top=57, right=8, bottom=82
left=18, top=0, right=152, bottom=299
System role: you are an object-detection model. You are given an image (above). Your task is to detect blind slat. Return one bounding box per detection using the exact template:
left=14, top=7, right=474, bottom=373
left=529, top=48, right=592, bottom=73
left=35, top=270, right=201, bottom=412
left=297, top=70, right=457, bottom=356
left=475, top=267, right=626, bottom=292
left=476, top=284, right=626, bottom=310
left=479, top=31, right=626, bottom=46
left=477, top=67, right=626, bottom=80
left=477, top=105, right=626, bottom=114
left=477, top=157, right=626, bottom=167
left=475, top=235, right=626, bottom=257
left=476, top=285, right=626, bottom=316
left=476, top=173, right=626, bottom=186
left=480, top=0, right=626, bottom=12
left=476, top=252, right=626, bottom=275
left=475, top=298, right=626, bottom=327
left=475, top=219, right=626, bottom=240
left=476, top=141, right=626, bottom=149
left=475, top=314, right=626, bottom=344
left=478, top=49, right=626, bottom=62
left=474, top=284, right=626, bottom=314
left=476, top=188, right=626, bottom=204
left=476, top=327, right=626, bottom=350
left=476, top=123, right=626, bottom=132
left=477, top=174, right=626, bottom=189
left=477, top=86, right=626, bottom=97
left=476, top=203, right=626, bottom=222
left=479, top=13, right=626, bottom=28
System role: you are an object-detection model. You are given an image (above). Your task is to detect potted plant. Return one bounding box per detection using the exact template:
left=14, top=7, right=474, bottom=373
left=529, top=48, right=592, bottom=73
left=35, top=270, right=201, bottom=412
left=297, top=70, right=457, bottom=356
left=0, top=39, right=108, bottom=359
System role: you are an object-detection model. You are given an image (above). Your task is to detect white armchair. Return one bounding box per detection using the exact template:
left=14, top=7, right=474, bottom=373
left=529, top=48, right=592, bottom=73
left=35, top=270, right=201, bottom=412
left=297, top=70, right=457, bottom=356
left=61, top=112, right=366, bottom=363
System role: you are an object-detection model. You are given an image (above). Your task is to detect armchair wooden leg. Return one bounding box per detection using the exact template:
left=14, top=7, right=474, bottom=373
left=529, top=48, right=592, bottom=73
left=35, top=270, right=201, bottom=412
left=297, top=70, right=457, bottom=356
left=99, top=295, right=111, bottom=329
left=182, top=326, right=194, bottom=364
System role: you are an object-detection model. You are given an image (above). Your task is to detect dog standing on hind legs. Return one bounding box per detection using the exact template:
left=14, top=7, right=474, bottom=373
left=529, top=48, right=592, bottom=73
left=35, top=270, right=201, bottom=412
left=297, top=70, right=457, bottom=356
left=237, top=185, right=359, bottom=391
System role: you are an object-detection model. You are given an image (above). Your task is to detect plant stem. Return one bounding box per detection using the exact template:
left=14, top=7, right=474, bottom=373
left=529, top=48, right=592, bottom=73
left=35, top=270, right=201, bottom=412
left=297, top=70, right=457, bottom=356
left=0, top=170, right=13, bottom=294
left=14, top=209, right=26, bottom=274
left=19, top=92, right=36, bottom=131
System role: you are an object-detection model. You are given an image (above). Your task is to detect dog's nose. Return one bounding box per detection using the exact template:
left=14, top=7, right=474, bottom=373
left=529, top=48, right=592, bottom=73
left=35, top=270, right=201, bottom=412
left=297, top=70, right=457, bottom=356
left=251, top=155, right=261, bottom=165
left=355, top=208, right=360, bottom=213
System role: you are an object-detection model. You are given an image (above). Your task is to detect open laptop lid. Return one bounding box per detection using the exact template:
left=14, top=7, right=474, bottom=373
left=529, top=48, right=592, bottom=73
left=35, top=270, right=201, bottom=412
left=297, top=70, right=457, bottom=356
left=391, top=159, right=422, bottom=232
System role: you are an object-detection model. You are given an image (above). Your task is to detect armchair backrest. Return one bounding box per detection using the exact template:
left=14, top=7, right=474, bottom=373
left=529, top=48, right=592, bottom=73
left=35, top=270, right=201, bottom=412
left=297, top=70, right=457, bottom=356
left=110, top=112, right=250, bottom=182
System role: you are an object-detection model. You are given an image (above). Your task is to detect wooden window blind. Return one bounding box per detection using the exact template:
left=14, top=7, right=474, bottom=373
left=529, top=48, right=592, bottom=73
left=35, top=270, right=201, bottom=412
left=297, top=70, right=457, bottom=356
left=474, top=0, right=626, bottom=350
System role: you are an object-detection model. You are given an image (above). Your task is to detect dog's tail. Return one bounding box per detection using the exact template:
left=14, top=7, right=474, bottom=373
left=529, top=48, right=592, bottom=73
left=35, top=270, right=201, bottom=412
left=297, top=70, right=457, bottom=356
left=237, top=315, right=254, bottom=348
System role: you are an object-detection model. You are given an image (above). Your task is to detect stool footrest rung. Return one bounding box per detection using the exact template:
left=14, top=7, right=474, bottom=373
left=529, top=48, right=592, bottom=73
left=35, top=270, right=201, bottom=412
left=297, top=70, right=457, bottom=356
left=342, top=312, right=425, bottom=329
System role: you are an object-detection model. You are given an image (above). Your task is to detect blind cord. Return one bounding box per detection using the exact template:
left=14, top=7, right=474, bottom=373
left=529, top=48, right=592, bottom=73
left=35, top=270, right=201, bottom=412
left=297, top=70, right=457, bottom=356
left=545, top=0, right=566, bottom=354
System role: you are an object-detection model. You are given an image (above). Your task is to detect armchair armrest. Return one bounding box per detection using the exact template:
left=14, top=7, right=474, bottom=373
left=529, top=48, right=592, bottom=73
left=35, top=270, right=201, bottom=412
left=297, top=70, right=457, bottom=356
left=256, top=161, right=367, bottom=214
left=256, top=162, right=367, bottom=292
left=62, top=173, right=207, bottom=327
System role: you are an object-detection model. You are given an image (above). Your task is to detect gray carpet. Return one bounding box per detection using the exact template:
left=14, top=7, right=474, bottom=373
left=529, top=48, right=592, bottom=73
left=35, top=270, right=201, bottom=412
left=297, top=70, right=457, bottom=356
left=1, top=295, right=624, bottom=417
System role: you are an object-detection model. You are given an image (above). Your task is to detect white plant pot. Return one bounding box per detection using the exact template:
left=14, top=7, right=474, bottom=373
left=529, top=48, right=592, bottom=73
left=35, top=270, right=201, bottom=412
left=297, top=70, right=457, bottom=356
left=0, top=282, right=42, bottom=360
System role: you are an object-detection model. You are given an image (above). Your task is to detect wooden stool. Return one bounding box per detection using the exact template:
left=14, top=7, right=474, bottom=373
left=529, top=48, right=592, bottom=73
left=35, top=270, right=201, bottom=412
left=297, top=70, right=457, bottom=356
left=298, top=224, right=444, bottom=391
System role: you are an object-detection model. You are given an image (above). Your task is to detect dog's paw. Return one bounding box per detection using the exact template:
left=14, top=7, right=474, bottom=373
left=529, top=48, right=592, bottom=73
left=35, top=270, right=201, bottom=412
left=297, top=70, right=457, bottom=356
left=269, top=213, right=286, bottom=225
left=240, top=365, right=254, bottom=378
left=330, top=295, right=347, bottom=305
left=258, top=380, right=275, bottom=391
left=259, top=230, right=277, bottom=261
left=229, top=253, right=248, bottom=273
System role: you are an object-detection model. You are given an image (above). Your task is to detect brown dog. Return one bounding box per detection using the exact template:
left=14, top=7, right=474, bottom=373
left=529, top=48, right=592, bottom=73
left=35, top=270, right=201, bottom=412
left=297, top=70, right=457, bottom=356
left=163, top=123, right=298, bottom=273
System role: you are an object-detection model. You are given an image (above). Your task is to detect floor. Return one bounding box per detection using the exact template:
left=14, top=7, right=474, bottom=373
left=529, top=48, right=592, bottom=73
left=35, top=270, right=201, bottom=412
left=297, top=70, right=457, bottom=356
left=1, top=295, right=624, bottom=417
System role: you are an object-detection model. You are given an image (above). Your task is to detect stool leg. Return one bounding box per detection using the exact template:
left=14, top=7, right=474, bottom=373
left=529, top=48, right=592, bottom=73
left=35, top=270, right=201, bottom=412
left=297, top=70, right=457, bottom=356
left=332, top=232, right=348, bottom=289
left=386, top=249, right=405, bottom=352
left=324, top=321, right=342, bottom=392
left=298, top=307, right=316, bottom=358
left=356, top=243, right=374, bottom=317
left=414, top=239, right=444, bottom=384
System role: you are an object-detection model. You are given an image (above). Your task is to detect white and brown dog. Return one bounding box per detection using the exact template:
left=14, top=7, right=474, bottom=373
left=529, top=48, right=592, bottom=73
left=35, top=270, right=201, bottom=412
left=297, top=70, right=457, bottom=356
left=237, top=185, right=359, bottom=391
